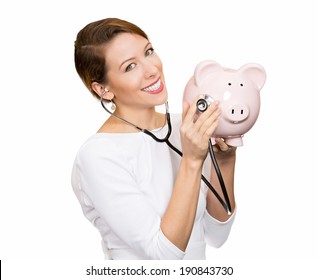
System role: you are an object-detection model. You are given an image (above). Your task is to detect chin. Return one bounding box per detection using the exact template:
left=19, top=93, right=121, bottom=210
left=155, top=91, right=168, bottom=105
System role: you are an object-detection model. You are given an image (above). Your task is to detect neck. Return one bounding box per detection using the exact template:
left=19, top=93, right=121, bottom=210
left=99, top=105, right=166, bottom=133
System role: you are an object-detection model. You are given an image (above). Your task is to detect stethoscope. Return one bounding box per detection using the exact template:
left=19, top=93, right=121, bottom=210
left=100, top=92, right=232, bottom=215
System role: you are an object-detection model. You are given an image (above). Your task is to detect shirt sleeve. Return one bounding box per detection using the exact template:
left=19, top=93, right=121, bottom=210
left=72, top=138, right=185, bottom=260
left=203, top=208, right=236, bottom=248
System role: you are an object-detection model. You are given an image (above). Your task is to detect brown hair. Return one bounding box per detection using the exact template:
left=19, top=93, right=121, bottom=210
left=74, top=18, right=149, bottom=99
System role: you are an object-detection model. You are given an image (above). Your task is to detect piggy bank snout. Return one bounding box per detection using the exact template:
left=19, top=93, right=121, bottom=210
left=224, top=104, right=249, bottom=123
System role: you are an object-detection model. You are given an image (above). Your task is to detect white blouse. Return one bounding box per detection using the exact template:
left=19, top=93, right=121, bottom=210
left=71, top=114, right=235, bottom=260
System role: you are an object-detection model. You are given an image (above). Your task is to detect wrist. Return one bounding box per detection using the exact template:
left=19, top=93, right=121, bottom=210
left=215, top=150, right=236, bottom=165
left=181, top=156, right=204, bottom=171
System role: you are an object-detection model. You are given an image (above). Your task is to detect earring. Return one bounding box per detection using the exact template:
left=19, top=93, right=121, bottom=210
left=101, top=88, right=116, bottom=111
left=110, top=101, right=116, bottom=111
left=101, top=88, right=109, bottom=97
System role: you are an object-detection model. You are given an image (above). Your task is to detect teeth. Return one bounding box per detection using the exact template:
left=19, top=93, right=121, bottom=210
left=143, top=80, right=161, bottom=92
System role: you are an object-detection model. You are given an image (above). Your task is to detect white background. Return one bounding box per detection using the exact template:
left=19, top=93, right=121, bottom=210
left=1, top=0, right=317, bottom=278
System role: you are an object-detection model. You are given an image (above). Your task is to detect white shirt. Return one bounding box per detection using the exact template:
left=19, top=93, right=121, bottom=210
left=71, top=114, right=235, bottom=260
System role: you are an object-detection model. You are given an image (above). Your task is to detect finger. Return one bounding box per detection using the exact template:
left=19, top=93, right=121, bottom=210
left=198, top=112, right=221, bottom=143
left=196, top=102, right=221, bottom=133
left=182, top=95, right=204, bottom=125
left=195, top=100, right=220, bottom=126
left=199, top=104, right=221, bottom=128
left=202, top=119, right=219, bottom=143
left=196, top=101, right=221, bottom=135
left=213, top=145, right=220, bottom=153
left=215, top=137, right=231, bottom=152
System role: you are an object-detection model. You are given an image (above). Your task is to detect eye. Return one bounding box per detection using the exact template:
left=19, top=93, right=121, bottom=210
left=240, top=83, right=243, bottom=86
left=228, top=82, right=231, bottom=86
left=145, top=47, right=154, bottom=56
left=125, top=63, right=136, bottom=72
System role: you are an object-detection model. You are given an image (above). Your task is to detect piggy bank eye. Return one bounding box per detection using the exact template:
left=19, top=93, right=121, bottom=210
left=228, top=83, right=231, bottom=86
left=240, top=83, right=244, bottom=86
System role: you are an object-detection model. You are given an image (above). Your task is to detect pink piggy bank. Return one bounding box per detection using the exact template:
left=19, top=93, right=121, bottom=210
left=183, top=60, right=266, bottom=146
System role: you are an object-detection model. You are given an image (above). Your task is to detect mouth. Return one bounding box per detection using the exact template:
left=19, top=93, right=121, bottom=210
left=141, top=79, right=164, bottom=94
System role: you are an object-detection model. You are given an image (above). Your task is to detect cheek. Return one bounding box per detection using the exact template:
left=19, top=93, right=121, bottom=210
left=109, top=72, right=141, bottom=92
left=110, top=79, right=142, bottom=102
left=121, top=73, right=143, bottom=90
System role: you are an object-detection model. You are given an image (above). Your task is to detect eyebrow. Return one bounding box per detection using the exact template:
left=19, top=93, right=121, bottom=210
left=119, top=42, right=152, bottom=70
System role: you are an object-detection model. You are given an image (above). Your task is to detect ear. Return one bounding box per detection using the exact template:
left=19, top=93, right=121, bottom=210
left=239, top=63, right=266, bottom=90
left=91, top=82, right=114, bottom=100
left=194, top=60, right=224, bottom=86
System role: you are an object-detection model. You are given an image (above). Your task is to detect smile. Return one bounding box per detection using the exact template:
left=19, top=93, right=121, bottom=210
left=141, top=79, right=164, bottom=94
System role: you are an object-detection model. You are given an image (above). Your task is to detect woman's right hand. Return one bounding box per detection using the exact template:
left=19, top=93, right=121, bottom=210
left=161, top=97, right=221, bottom=251
left=180, top=97, right=221, bottom=165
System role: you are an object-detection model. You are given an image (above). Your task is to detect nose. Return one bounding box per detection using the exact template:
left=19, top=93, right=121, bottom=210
left=225, top=104, right=249, bottom=123
left=144, top=59, right=158, bottom=78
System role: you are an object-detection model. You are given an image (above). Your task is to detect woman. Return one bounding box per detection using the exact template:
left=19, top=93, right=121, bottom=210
left=72, top=18, right=236, bottom=260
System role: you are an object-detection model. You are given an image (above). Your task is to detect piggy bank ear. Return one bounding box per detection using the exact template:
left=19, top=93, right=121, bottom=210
left=194, top=60, right=224, bottom=86
left=239, top=63, right=266, bottom=90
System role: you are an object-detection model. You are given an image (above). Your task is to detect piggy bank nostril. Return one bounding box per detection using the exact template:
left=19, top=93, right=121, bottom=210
left=231, top=109, right=245, bottom=115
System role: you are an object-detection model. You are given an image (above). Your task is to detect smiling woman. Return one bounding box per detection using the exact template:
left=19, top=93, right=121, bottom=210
left=95, top=32, right=168, bottom=117
left=71, top=17, right=237, bottom=260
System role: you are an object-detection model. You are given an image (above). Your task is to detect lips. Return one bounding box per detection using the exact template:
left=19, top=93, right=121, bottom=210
left=141, top=79, right=164, bottom=94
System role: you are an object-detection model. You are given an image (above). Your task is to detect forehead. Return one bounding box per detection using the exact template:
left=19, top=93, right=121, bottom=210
left=105, top=33, right=149, bottom=67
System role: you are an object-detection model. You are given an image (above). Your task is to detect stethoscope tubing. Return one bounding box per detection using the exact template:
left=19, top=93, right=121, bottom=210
left=100, top=98, right=231, bottom=214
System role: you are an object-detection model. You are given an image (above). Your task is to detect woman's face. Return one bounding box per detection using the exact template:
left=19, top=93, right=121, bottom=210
left=104, top=33, right=168, bottom=111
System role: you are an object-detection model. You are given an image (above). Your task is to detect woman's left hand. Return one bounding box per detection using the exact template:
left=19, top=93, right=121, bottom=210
left=213, top=137, right=236, bottom=161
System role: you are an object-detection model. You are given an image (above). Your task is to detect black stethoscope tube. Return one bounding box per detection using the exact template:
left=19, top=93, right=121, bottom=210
left=101, top=99, right=232, bottom=214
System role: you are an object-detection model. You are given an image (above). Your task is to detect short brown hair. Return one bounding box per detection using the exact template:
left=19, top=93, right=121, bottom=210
left=74, top=18, right=149, bottom=99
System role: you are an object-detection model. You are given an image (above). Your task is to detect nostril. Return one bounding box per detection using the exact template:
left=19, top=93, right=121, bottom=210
left=232, top=109, right=234, bottom=114
left=241, top=109, right=243, bottom=114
